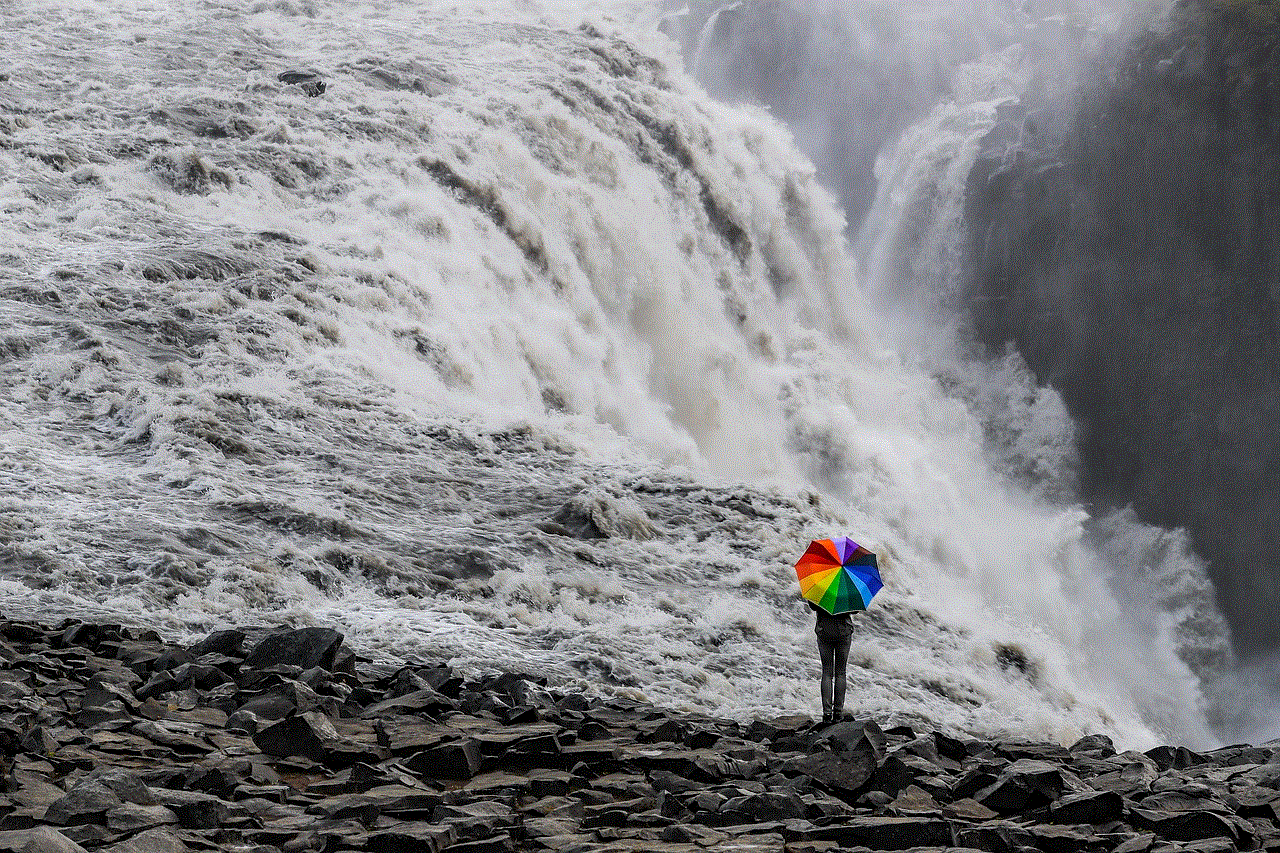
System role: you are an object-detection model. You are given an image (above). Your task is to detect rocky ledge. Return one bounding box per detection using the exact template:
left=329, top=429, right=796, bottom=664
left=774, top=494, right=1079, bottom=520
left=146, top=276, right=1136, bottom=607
left=0, top=619, right=1275, bottom=853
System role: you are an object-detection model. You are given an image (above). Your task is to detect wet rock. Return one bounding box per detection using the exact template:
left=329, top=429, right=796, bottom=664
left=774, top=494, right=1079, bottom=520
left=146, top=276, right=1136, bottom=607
left=0, top=828, right=87, bottom=853
left=43, top=783, right=121, bottom=826
left=131, top=721, right=208, bottom=754
left=363, top=687, right=455, bottom=718
left=1069, top=733, right=1117, bottom=759
left=278, top=70, right=326, bottom=97
left=720, top=790, right=805, bottom=823
left=1146, top=745, right=1206, bottom=772
left=808, top=719, right=886, bottom=756
left=152, top=790, right=229, bottom=830
left=9, top=615, right=1280, bottom=853
left=252, top=711, right=343, bottom=763
left=83, top=768, right=157, bottom=807
left=188, top=630, right=245, bottom=658
left=404, top=739, right=482, bottom=780
left=104, top=803, right=178, bottom=832
left=363, top=822, right=455, bottom=853
left=782, top=815, right=953, bottom=848
left=101, top=828, right=188, bottom=853
left=1129, top=808, right=1247, bottom=844
left=244, top=628, right=344, bottom=673
left=975, top=758, right=1084, bottom=813
left=9, top=775, right=66, bottom=813
left=224, top=709, right=262, bottom=734
left=787, top=743, right=878, bottom=799
left=432, top=800, right=517, bottom=839
left=1114, top=833, right=1158, bottom=853
left=953, top=820, right=1036, bottom=853
left=1046, top=788, right=1124, bottom=824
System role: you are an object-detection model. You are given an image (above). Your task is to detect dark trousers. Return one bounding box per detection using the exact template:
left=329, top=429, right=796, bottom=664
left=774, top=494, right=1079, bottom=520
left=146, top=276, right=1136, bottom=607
left=816, top=629, right=852, bottom=718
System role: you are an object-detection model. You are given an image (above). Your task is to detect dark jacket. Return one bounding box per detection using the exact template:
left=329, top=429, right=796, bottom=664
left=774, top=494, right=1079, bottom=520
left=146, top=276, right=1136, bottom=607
left=808, top=601, right=855, bottom=640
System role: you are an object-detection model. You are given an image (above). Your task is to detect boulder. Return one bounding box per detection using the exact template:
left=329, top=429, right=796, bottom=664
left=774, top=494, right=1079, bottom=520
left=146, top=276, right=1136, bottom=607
left=243, top=627, right=344, bottom=672
left=719, top=791, right=805, bottom=822
left=1069, top=733, right=1117, bottom=759
left=187, top=630, right=245, bottom=658
left=1045, top=789, right=1124, bottom=824
left=808, top=719, right=886, bottom=757
left=101, top=829, right=188, bottom=853
left=1129, top=808, right=1250, bottom=845
left=363, top=688, right=455, bottom=718
left=104, top=804, right=179, bottom=833
left=432, top=800, right=518, bottom=839
left=43, top=783, right=121, bottom=826
left=787, top=748, right=878, bottom=800
left=82, top=768, right=157, bottom=806
left=253, top=711, right=343, bottom=763
left=0, top=829, right=87, bottom=853
left=975, top=759, right=1083, bottom=813
left=150, top=790, right=229, bottom=830
left=404, top=739, right=483, bottom=780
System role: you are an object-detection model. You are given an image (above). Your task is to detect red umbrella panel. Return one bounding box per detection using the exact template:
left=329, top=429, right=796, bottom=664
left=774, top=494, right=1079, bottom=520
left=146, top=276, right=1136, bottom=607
left=795, top=537, right=882, bottom=615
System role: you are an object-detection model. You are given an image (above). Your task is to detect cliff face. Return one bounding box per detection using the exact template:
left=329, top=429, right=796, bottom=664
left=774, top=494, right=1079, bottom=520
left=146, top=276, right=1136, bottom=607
left=966, top=1, right=1280, bottom=652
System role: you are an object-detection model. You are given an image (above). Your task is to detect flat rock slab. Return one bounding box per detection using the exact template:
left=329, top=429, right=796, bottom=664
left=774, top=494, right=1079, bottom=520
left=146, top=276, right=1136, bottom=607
left=0, top=829, right=87, bottom=853
left=782, top=816, right=953, bottom=848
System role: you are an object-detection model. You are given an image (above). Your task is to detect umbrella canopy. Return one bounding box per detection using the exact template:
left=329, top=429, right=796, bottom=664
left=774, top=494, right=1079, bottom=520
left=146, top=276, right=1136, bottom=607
left=795, top=537, right=882, bottom=615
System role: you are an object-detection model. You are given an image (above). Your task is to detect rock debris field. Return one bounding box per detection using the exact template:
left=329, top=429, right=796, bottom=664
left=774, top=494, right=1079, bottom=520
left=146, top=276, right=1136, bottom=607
left=0, top=619, right=1276, bottom=853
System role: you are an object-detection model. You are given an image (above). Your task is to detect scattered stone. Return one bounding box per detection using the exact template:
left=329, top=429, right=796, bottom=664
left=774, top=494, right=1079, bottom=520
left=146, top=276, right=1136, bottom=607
left=0, top=616, right=1277, bottom=853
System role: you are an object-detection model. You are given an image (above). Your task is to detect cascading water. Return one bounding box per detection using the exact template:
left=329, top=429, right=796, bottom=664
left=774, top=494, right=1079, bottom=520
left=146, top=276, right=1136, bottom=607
left=686, top=0, right=1239, bottom=741
left=0, top=0, right=1233, bottom=747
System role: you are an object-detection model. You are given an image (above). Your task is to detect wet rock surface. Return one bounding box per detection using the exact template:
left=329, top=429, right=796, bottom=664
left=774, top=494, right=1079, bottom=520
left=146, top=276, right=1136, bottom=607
left=0, top=617, right=1277, bottom=852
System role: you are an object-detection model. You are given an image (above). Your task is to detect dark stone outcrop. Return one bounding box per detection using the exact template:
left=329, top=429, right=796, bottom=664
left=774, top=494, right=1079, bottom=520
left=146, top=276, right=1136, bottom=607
left=243, top=627, right=344, bottom=672
left=4, top=616, right=1280, bottom=853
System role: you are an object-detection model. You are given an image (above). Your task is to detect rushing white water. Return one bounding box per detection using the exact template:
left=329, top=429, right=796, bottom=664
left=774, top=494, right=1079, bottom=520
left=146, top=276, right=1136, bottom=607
left=0, top=0, right=1226, bottom=747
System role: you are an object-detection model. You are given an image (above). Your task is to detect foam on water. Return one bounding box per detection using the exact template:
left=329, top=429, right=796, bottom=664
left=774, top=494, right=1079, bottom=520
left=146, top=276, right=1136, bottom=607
left=0, top=0, right=1225, bottom=747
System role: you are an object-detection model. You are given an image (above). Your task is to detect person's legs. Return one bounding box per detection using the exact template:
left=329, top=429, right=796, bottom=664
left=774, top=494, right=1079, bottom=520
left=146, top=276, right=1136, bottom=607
left=816, top=634, right=836, bottom=721
left=831, top=634, right=852, bottom=720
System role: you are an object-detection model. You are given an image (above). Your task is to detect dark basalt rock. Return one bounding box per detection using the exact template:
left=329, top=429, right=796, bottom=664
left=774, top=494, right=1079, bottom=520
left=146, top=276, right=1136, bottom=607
left=1046, top=789, right=1125, bottom=824
left=404, top=739, right=483, bottom=780
left=186, top=630, right=245, bottom=659
left=1129, top=807, right=1251, bottom=845
left=243, top=628, right=344, bottom=673
left=277, top=70, right=326, bottom=98
left=974, top=758, right=1085, bottom=813
left=786, top=747, right=878, bottom=800
left=0, top=828, right=87, bottom=853
left=151, top=790, right=229, bottom=830
left=43, top=784, right=120, bottom=827
left=363, top=822, right=455, bottom=853
left=4, top=616, right=1280, bottom=853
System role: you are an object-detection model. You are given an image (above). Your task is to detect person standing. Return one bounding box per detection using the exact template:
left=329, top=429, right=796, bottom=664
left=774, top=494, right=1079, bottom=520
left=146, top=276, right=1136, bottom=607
left=809, top=600, right=854, bottom=724
left=793, top=536, right=881, bottom=725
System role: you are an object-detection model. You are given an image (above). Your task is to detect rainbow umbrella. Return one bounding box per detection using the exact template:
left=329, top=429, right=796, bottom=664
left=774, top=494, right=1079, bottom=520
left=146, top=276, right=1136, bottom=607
left=795, top=537, right=882, bottom=615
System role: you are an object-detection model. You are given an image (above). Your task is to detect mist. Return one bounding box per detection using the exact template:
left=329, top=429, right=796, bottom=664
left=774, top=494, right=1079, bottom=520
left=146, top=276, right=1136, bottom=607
left=670, top=0, right=1280, bottom=745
